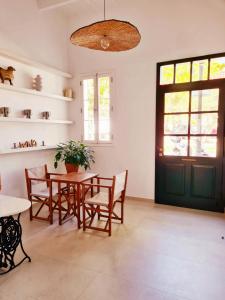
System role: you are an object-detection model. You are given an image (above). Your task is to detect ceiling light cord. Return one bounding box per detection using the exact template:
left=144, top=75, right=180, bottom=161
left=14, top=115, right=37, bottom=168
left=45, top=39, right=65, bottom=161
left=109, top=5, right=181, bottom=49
left=104, top=0, right=106, bottom=20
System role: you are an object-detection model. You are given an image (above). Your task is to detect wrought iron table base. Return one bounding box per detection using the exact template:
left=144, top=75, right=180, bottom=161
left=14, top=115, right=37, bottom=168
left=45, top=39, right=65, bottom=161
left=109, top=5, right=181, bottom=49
left=0, top=213, right=31, bottom=275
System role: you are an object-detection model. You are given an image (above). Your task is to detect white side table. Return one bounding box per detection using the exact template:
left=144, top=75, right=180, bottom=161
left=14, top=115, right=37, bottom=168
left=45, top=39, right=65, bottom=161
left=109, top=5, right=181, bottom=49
left=0, top=194, right=31, bottom=275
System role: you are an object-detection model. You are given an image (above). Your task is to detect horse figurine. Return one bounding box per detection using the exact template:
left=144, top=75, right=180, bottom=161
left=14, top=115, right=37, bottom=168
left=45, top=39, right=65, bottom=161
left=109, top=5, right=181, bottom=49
left=0, top=66, right=16, bottom=85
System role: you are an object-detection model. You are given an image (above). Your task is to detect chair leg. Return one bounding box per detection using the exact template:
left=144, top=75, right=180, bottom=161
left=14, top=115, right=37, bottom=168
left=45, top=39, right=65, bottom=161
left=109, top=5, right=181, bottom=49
left=108, top=210, right=112, bottom=237
left=83, top=203, right=86, bottom=231
left=121, top=201, right=124, bottom=224
left=49, top=197, right=53, bottom=225
left=58, top=193, right=62, bottom=226
left=29, top=202, right=33, bottom=221
left=97, top=205, right=101, bottom=220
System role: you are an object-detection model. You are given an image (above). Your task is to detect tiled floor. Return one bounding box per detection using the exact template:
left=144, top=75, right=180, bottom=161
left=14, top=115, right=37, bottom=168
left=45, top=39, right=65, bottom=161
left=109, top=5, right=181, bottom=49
left=0, top=199, right=225, bottom=300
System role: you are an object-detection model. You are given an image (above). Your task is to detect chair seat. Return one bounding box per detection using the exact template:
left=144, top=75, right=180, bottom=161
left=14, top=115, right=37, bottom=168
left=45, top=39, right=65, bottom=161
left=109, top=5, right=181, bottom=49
left=31, top=186, right=58, bottom=198
left=84, top=191, right=121, bottom=206
left=84, top=192, right=109, bottom=206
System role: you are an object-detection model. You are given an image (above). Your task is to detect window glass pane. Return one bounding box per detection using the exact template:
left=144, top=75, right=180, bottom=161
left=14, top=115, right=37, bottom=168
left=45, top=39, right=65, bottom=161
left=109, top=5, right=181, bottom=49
left=83, top=79, right=95, bottom=141
left=190, top=137, right=217, bottom=157
left=84, top=120, right=95, bottom=141
left=160, top=64, right=174, bottom=85
left=191, top=89, right=219, bottom=112
left=98, top=76, right=111, bottom=141
left=190, top=113, right=218, bottom=134
left=83, top=78, right=94, bottom=100
left=192, top=60, right=208, bottom=81
left=164, top=114, right=188, bottom=134
left=164, top=136, right=188, bottom=156
left=210, top=57, right=225, bottom=79
left=98, top=76, right=110, bottom=98
left=165, top=91, right=189, bottom=113
left=175, top=62, right=191, bottom=83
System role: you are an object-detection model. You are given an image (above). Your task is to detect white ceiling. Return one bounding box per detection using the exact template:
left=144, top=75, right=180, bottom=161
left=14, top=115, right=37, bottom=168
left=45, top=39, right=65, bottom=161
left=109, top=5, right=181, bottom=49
left=37, top=0, right=125, bottom=17
left=37, top=0, right=225, bottom=20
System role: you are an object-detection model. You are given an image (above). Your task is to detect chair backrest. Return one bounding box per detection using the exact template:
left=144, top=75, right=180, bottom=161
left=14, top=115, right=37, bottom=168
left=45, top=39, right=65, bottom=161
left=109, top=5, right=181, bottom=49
left=113, top=170, right=128, bottom=201
left=25, top=165, right=48, bottom=195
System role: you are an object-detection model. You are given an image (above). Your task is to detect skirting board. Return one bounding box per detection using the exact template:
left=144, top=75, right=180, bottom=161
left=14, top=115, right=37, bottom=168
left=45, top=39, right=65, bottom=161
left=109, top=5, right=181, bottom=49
left=126, top=196, right=154, bottom=203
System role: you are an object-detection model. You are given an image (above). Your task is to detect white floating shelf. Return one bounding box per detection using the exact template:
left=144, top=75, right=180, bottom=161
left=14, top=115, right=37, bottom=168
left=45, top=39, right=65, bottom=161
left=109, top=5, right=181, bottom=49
left=0, top=49, right=72, bottom=78
left=0, top=117, right=73, bottom=124
left=0, top=83, right=74, bottom=102
left=0, top=145, right=57, bottom=155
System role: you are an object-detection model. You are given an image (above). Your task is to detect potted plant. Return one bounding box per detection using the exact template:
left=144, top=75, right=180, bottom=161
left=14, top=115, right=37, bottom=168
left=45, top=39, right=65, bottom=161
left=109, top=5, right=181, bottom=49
left=54, top=140, right=95, bottom=173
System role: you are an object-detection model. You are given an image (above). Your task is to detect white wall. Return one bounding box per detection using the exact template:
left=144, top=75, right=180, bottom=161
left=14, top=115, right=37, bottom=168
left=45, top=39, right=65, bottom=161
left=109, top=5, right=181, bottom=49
left=1, top=0, right=225, bottom=199
left=68, top=0, right=225, bottom=199
left=0, top=0, right=70, bottom=197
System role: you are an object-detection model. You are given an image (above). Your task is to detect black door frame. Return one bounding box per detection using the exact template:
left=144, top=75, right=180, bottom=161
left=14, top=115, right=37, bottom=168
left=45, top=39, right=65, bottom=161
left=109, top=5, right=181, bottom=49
left=155, top=53, right=225, bottom=211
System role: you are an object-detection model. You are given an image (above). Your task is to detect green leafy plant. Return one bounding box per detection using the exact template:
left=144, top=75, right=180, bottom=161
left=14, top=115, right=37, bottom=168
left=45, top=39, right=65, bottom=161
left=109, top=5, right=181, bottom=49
left=54, top=140, right=95, bottom=170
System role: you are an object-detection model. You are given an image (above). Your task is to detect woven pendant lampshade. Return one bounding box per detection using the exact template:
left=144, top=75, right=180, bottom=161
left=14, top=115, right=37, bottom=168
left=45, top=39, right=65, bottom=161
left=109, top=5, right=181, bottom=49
left=70, top=1, right=141, bottom=52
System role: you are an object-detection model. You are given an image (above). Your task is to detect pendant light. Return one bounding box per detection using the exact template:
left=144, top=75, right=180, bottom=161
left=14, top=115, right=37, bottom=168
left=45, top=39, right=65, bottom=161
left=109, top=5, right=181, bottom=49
left=70, top=0, right=141, bottom=52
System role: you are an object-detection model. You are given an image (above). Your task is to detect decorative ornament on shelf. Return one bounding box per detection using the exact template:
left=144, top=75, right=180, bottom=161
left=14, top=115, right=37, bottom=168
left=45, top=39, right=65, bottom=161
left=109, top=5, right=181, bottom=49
left=70, top=0, right=141, bottom=52
left=63, top=88, right=73, bottom=98
left=41, top=111, right=51, bottom=120
left=0, top=107, right=10, bottom=117
left=13, top=139, right=37, bottom=149
left=23, top=109, right=32, bottom=119
left=0, top=66, right=16, bottom=85
left=32, top=75, right=42, bottom=91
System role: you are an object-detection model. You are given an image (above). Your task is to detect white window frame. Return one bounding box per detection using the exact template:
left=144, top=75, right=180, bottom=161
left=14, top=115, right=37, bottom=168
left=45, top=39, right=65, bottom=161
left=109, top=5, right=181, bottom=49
left=80, top=72, right=114, bottom=145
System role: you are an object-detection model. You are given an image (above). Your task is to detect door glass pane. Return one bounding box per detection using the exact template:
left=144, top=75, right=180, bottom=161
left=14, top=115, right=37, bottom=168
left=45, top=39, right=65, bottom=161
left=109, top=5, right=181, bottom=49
left=98, top=76, right=111, bottom=141
left=190, top=113, right=218, bottom=134
left=83, top=79, right=95, bottom=141
left=190, top=137, right=217, bottom=157
left=175, top=62, right=191, bottom=83
left=160, top=64, right=174, bottom=85
left=191, top=89, right=219, bottom=112
left=192, top=60, right=208, bottom=81
left=165, top=91, right=189, bottom=113
left=210, top=57, right=225, bottom=79
left=164, top=114, right=188, bottom=134
left=164, top=136, right=188, bottom=156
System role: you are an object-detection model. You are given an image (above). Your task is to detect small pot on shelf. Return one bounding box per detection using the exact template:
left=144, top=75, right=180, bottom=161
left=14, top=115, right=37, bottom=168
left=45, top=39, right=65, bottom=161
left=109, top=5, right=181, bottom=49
left=65, top=163, right=79, bottom=173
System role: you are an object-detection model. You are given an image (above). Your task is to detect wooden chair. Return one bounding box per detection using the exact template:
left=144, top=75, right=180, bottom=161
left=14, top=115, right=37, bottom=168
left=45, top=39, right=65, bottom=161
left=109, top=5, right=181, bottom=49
left=81, top=170, right=128, bottom=236
left=25, top=165, right=62, bottom=224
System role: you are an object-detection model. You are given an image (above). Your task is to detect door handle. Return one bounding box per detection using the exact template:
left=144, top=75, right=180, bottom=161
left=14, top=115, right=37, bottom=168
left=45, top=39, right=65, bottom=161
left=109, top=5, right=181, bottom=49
left=158, top=147, right=163, bottom=157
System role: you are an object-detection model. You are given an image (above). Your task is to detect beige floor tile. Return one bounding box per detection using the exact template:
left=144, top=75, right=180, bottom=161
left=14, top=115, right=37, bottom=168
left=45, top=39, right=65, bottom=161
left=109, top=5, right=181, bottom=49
left=0, top=254, right=97, bottom=300
left=0, top=199, right=225, bottom=300
left=77, top=273, right=143, bottom=300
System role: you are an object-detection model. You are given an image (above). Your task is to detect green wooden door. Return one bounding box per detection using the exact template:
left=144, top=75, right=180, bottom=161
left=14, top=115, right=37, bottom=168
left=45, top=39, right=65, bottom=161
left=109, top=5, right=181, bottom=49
left=155, top=82, right=225, bottom=212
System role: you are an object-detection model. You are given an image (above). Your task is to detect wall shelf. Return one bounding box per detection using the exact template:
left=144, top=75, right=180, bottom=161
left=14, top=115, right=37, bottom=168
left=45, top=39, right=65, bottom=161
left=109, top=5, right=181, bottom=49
left=0, top=145, right=57, bottom=155
left=0, top=49, right=72, bottom=79
left=0, top=83, right=74, bottom=102
left=0, top=117, right=73, bottom=124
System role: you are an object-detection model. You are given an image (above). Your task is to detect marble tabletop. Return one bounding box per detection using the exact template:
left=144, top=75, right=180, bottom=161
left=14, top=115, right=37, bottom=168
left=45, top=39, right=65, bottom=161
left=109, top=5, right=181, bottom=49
left=0, top=194, right=31, bottom=218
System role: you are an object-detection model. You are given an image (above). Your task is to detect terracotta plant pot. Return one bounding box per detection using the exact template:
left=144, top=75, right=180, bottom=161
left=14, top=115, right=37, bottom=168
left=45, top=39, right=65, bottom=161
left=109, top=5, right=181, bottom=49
left=65, top=163, right=79, bottom=173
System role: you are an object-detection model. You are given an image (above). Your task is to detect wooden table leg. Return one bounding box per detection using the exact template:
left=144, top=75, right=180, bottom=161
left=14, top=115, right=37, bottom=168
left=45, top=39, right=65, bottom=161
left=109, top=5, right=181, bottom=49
left=58, top=182, right=62, bottom=226
left=77, top=183, right=81, bottom=229
left=91, top=178, right=94, bottom=197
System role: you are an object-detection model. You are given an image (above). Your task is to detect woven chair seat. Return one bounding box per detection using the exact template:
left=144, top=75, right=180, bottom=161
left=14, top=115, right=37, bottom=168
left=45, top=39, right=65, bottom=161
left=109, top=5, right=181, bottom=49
left=31, top=186, right=58, bottom=198
left=84, top=191, right=121, bottom=207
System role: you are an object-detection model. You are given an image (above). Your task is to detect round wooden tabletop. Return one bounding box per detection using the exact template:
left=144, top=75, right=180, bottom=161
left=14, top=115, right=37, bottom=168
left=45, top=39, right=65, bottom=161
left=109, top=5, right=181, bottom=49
left=0, top=194, right=30, bottom=218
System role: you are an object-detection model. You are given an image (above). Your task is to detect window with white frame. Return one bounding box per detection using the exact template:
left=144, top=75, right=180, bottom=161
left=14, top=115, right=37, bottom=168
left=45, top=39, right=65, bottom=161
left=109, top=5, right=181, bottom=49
left=81, top=73, right=113, bottom=143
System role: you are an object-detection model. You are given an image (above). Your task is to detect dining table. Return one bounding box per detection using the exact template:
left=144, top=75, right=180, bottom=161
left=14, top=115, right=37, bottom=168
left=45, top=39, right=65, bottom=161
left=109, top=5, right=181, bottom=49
left=0, top=194, right=31, bottom=275
left=51, top=172, right=98, bottom=227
